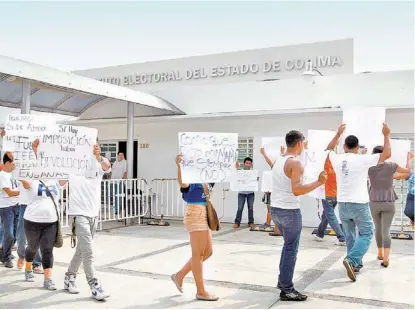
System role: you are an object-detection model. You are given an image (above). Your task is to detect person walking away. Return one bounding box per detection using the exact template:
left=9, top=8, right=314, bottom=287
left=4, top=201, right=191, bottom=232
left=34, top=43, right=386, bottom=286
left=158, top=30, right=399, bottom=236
left=233, top=157, right=255, bottom=229
left=314, top=156, right=346, bottom=246
left=20, top=178, right=60, bottom=290
left=171, top=154, right=218, bottom=301
left=111, top=152, right=127, bottom=215
left=33, top=139, right=111, bottom=300
left=326, top=123, right=391, bottom=281
left=16, top=180, right=43, bottom=273
left=0, top=152, right=20, bottom=268
left=261, top=130, right=327, bottom=301
left=261, top=191, right=281, bottom=236
left=368, top=146, right=411, bottom=268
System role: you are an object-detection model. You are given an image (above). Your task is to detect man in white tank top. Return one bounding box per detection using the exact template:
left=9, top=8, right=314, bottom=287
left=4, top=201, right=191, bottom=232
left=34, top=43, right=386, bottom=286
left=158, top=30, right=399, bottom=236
left=261, top=130, right=327, bottom=302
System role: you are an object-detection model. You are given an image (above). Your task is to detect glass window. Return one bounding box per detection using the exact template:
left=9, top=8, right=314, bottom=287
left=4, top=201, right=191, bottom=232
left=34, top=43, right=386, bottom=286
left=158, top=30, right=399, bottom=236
left=99, top=142, right=118, bottom=164
left=238, top=138, right=254, bottom=167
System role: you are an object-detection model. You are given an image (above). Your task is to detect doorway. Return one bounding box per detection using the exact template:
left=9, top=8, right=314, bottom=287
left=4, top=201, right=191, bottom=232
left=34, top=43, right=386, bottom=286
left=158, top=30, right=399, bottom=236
left=118, top=140, right=138, bottom=179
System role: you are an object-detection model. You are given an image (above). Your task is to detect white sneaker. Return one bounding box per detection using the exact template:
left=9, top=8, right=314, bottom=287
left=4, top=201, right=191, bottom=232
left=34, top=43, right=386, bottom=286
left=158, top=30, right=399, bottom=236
left=91, top=281, right=110, bottom=301
left=64, top=274, right=80, bottom=294
left=314, top=235, right=324, bottom=242
left=335, top=241, right=346, bottom=246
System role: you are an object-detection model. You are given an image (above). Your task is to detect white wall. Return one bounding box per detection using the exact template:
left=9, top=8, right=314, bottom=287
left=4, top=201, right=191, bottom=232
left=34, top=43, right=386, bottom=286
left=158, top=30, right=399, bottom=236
left=75, top=108, right=414, bottom=227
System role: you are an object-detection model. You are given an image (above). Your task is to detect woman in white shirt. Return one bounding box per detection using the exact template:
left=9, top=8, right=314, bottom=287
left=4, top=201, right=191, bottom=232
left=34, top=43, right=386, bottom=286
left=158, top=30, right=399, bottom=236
left=21, top=179, right=60, bottom=290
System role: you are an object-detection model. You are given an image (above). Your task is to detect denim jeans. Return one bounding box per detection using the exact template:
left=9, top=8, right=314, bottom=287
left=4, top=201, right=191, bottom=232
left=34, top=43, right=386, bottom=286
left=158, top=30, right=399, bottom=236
left=339, top=202, right=374, bottom=269
left=316, top=197, right=345, bottom=242
left=404, top=193, right=414, bottom=222
left=0, top=205, right=20, bottom=262
left=270, top=207, right=302, bottom=293
left=234, top=193, right=255, bottom=224
left=18, top=205, right=42, bottom=266
left=114, top=181, right=125, bottom=214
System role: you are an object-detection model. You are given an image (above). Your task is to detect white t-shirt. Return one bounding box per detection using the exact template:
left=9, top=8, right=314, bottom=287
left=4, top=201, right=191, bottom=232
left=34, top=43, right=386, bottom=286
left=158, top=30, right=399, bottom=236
left=18, top=182, right=31, bottom=206
left=68, top=162, right=108, bottom=217
left=111, top=159, right=127, bottom=179
left=23, top=180, right=59, bottom=223
left=0, top=171, right=19, bottom=208
left=329, top=152, right=380, bottom=203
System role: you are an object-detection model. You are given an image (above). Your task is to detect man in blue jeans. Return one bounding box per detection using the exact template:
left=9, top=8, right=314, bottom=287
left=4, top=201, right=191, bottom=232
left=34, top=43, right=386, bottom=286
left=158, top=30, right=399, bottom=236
left=261, top=130, right=327, bottom=301
left=326, top=123, right=391, bottom=281
left=233, top=157, right=255, bottom=229
left=314, top=157, right=346, bottom=246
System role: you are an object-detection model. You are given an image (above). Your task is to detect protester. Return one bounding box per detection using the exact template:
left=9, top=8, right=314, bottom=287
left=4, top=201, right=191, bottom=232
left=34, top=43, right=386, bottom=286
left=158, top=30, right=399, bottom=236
left=0, top=152, right=21, bottom=268
left=368, top=146, right=411, bottom=268
left=326, top=123, right=391, bottom=281
left=17, top=180, right=43, bottom=273
left=33, top=139, right=111, bottom=300
left=171, top=154, right=218, bottom=302
left=233, top=157, right=255, bottom=229
left=402, top=153, right=414, bottom=225
left=111, top=152, right=127, bottom=215
left=20, top=177, right=59, bottom=290
left=261, top=130, right=327, bottom=301
left=314, top=156, right=346, bottom=246
left=261, top=190, right=281, bottom=236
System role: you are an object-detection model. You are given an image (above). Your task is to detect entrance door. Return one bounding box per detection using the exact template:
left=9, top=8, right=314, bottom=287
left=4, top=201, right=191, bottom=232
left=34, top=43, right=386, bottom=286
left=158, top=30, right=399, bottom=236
left=118, top=141, right=138, bottom=179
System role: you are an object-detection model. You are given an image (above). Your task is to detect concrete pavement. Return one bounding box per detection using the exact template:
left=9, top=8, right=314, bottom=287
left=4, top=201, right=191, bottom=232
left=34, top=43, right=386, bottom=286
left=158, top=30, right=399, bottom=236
left=0, top=221, right=414, bottom=309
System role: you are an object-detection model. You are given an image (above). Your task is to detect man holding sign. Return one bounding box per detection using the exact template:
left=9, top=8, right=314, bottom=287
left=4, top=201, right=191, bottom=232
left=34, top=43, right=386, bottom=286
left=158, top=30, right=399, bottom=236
left=261, top=130, right=327, bottom=302
left=326, top=123, right=391, bottom=282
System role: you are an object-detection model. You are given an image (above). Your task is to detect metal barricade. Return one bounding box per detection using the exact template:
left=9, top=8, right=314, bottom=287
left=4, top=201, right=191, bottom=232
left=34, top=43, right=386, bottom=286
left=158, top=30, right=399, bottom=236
left=393, top=179, right=411, bottom=228
left=99, top=178, right=150, bottom=229
left=149, top=178, right=226, bottom=220
left=59, top=183, right=70, bottom=228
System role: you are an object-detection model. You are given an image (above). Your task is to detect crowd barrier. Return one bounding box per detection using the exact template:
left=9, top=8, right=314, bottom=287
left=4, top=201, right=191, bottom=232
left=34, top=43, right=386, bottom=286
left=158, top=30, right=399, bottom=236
left=393, top=179, right=411, bottom=227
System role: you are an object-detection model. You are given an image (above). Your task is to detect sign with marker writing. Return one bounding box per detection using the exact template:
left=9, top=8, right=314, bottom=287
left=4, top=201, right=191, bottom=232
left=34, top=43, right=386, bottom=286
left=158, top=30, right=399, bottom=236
left=261, top=171, right=272, bottom=193
left=231, top=170, right=259, bottom=192
left=343, top=107, right=386, bottom=151
left=303, top=150, right=328, bottom=200
left=178, top=132, right=238, bottom=183
left=388, top=139, right=411, bottom=167
left=5, top=114, right=57, bottom=137
left=34, top=125, right=98, bottom=178
left=262, top=137, right=285, bottom=164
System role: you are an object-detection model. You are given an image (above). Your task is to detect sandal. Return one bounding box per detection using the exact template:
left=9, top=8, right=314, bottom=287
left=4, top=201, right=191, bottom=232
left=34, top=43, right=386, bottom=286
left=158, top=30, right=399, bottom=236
left=170, top=274, right=183, bottom=293
left=381, top=261, right=389, bottom=268
left=196, top=294, right=219, bottom=301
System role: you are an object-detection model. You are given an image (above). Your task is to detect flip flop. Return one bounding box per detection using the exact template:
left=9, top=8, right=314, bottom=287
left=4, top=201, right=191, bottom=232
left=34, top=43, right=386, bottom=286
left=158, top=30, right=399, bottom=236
left=269, top=232, right=282, bottom=236
left=196, top=294, right=219, bottom=301
left=170, top=274, right=183, bottom=293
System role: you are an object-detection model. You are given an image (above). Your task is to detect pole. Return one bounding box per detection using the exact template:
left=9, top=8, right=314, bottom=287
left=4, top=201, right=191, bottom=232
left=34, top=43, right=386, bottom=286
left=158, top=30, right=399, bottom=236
left=127, top=101, right=134, bottom=179
left=21, top=79, right=31, bottom=114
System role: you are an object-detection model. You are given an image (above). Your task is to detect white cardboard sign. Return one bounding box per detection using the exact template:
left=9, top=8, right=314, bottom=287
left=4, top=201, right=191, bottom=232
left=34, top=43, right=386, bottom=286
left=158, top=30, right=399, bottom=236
left=4, top=114, right=57, bottom=137
left=230, top=170, right=259, bottom=192
left=178, top=132, right=238, bottom=183
left=262, top=137, right=285, bottom=164
left=303, top=150, right=328, bottom=200
left=388, top=139, right=411, bottom=167
left=261, top=171, right=272, bottom=193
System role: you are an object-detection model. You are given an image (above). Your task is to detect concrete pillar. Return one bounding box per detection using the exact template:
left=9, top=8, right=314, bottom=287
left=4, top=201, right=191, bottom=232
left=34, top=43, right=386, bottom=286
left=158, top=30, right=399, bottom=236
left=127, top=102, right=134, bottom=179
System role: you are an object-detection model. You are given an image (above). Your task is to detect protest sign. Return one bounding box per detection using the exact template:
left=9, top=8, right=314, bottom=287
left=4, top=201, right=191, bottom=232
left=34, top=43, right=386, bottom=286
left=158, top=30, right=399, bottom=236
left=388, top=139, right=411, bottom=167
left=342, top=107, right=386, bottom=151
left=34, top=125, right=98, bottom=178
left=261, top=171, right=272, bottom=193
left=178, top=132, right=238, bottom=183
left=230, top=170, right=259, bottom=192
left=4, top=114, right=57, bottom=137
left=303, top=150, right=328, bottom=200
left=262, top=137, right=285, bottom=164
left=307, top=130, right=336, bottom=151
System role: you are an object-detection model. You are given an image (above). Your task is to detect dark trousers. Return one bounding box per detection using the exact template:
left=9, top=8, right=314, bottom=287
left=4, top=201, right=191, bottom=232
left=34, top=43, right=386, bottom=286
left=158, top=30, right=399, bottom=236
left=404, top=193, right=414, bottom=222
left=270, top=207, right=302, bottom=293
left=234, top=193, right=255, bottom=224
left=0, top=205, right=20, bottom=262
left=24, top=220, right=58, bottom=269
left=316, top=197, right=345, bottom=242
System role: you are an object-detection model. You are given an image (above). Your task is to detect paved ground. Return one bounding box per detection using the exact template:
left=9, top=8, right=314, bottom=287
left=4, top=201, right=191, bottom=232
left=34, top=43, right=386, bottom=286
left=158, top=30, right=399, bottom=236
left=0, top=221, right=414, bottom=309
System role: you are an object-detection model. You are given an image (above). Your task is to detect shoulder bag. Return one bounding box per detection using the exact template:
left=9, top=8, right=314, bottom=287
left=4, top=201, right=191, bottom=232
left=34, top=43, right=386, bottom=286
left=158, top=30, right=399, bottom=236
left=39, top=181, right=63, bottom=248
left=202, top=184, right=220, bottom=231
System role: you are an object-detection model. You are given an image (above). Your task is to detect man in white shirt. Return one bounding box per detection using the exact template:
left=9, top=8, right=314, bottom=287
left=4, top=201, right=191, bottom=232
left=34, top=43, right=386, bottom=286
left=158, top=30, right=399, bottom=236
left=261, top=130, right=327, bottom=302
left=0, top=152, right=20, bottom=268
left=111, top=152, right=127, bottom=215
left=326, top=123, right=391, bottom=282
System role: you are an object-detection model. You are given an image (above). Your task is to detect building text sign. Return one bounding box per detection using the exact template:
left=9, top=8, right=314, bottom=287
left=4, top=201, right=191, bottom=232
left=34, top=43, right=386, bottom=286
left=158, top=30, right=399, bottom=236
left=98, top=56, right=342, bottom=86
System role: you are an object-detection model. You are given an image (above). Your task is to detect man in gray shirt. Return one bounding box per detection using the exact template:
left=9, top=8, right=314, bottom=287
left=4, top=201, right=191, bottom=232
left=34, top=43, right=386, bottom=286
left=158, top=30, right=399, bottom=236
left=233, top=157, right=255, bottom=229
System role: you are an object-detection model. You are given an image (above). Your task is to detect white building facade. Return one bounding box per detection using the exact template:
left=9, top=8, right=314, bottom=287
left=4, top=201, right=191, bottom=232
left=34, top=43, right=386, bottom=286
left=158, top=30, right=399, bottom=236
left=72, top=38, right=414, bottom=227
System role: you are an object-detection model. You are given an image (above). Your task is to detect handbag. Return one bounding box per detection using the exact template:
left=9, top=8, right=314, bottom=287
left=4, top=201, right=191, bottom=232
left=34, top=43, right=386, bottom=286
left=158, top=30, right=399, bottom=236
left=202, top=184, right=220, bottom=231
left=39, top=181, right=63, bottom=248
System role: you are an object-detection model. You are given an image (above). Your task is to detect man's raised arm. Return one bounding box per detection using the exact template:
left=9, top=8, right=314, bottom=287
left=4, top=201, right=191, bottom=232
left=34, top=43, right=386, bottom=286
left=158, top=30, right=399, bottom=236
left=327, top=124, right=346, bottom=151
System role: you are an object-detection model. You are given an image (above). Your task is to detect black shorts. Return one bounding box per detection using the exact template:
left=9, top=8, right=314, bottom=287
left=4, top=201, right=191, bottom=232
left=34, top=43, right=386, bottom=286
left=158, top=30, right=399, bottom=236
left=262, top=193, right=271, bottom=205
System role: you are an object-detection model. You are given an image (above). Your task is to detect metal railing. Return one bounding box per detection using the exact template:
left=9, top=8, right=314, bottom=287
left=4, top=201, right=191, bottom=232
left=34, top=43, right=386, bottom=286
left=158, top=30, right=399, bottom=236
left=393, top=179, right=411, bottom=227
left=149, top=178, right=227, bottom=220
